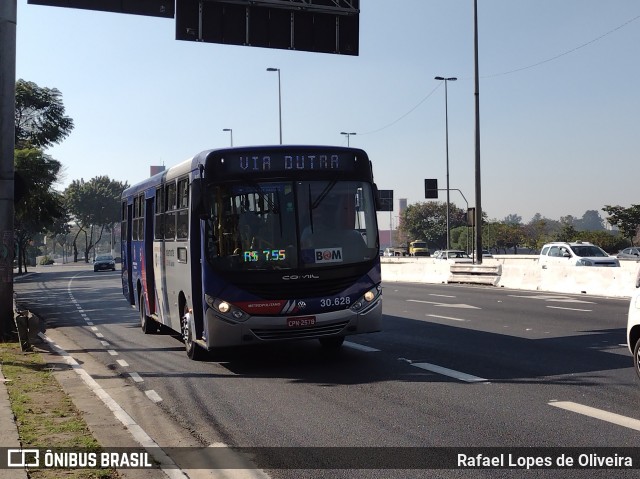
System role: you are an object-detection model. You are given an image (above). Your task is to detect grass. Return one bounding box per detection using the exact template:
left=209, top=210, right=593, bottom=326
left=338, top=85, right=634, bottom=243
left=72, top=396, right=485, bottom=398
left=1, top=341, right=119, bottom=478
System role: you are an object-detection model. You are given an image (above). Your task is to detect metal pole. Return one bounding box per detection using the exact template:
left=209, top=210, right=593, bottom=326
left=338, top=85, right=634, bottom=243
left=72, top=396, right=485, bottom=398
left=340, top=131, right=356, bottom=146
left=473, top=0, right=483, bottom=264
left=444, top=79, right=451, bottom=250
left=223, top=128, right=233, bottom=147
left=277, top=69, right=282, bottom=144
left=0, top=0, right=16, bottom=339
left=435, top=77, right=456, bottom=251
left=267, top=68, right=282, bottom=144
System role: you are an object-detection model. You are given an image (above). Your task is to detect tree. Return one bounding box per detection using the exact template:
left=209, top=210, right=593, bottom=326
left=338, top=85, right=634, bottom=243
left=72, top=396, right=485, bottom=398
left=64, top=176, right=128, bottom=262
left=14, top=149, right=66, bottom=273
left=399, top=201, right=466, bottom=250
left=521, top=213, right=561, bottom=251
left=503, top=214, right=522, bottom=225
left=14, top=79, right=74, bottom=149
left=602, top=205, right=640, bottom=245
left=491, top=222, right=526, bottom=254
left=578, top=210, right=605, bottom=231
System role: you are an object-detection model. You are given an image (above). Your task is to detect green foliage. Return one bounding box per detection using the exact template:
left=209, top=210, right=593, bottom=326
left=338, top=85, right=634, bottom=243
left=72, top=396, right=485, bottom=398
left=602, top=204, right=640, bottom=245
left=14, top=149, right=66, bottom=272
left=572, top=230, right=628, bottom=253
left=14, top=79, right=74, bottom=149
left=399, top=201, right=466, bottom=250
left=39, top=256, right=54, bottom=265
left=64, top=176, right=128, bottom=262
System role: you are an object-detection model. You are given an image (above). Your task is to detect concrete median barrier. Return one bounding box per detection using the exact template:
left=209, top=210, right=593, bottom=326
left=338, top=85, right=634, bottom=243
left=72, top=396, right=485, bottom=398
left=382, top=256, right=640, bottom=298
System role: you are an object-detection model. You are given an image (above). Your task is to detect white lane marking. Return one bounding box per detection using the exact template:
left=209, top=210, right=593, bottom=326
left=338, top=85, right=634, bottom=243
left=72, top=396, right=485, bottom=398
left=107, top=350, right=118, bottom=356
left=117, top=360, right=129, bottom=368
left=509, top=294, right=594, bottom=304
left=39, top=332, right=188, bottom=479
left=86, top=321, right=94, bottom=326
left=549, top=401, right=640, bottom=431
left=100, top=341, right=110, bottom=347
left=410, top=362, right=488, bottom=383
left=91, top=326, right=98, bottom=331
left=145, top=390, right=163, bottom=403
left=407, top=299, right=480, bottom=309
left=546, top=306, right=592, bottom=312
left=95, top=333, right=104, bottom=339
left=429, top=294, right=456, bottom=298
left=129, top=372, right=144, bottom=383
left=344, top=341, right=380, bottom=352
left=426, top=314, right=467, bottom=322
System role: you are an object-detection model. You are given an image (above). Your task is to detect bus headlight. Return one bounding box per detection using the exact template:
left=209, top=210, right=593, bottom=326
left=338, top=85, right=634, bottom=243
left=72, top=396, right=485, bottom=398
left=205, top=295, right=249, bottom=322
left=350, top=285, right=381, bottom=313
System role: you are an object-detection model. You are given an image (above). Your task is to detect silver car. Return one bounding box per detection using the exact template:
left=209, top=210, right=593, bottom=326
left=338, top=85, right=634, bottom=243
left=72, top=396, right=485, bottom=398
left=618, top=247, right=640, bottom=260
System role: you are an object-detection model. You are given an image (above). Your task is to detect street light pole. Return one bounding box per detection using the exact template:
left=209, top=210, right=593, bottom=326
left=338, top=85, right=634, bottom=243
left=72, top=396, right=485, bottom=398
left=222, top=128, right=233, bottom=147
left=434, top=76, right=457, bottom=250
left=473, top=0, right=483, bottom=264
left=266, top=67, right=282, bottom=144
left=340, top=131, right=356, bottom=146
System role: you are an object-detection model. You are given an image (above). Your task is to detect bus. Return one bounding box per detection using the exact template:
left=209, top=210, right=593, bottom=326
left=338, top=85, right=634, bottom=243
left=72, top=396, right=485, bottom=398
left=121, top=145, right=383, bottom=359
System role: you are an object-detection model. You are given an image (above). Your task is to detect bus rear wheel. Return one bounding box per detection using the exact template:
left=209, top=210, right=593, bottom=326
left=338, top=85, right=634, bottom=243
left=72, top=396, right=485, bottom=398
left=140, top=291, right=157, bottom=334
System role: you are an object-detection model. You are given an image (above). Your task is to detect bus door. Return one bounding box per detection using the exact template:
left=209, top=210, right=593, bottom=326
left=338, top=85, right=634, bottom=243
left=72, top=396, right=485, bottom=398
left=143, top=197, right=157, bottom=315
left=153, top=186, right=169, bottom=323
left=122, top=201, right=134, bottom=304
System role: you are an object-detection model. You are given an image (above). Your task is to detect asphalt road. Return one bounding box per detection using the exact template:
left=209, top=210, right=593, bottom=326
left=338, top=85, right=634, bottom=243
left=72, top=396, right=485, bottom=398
left=12, top=264, right=640, bottom=479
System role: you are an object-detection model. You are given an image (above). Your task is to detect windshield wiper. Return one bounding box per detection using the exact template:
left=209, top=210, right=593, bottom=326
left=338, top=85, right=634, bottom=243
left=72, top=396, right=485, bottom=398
left=310, top=179, right=338, bottom=210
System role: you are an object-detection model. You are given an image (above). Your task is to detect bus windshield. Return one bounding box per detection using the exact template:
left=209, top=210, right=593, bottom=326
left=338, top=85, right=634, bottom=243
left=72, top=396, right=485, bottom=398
left=204, top=179, right=378, bottom=271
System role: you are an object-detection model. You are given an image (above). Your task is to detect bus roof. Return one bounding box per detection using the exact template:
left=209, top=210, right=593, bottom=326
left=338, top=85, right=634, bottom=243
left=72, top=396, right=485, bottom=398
left=122, top=145, right=371, bottom=199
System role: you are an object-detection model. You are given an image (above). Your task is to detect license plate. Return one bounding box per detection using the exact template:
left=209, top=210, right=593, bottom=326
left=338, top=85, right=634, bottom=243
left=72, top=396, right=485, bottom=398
left=287, top=316, right=316, bottom=328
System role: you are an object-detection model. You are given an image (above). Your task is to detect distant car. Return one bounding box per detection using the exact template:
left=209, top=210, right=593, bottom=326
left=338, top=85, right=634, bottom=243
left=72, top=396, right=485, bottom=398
left=472, top=249, right=493, bottom=258
left=627, top=267, right=640, bottom=380
left=435, top=250, right=473, bottom=263
left=94, top=254, right=116, bottom=272
left=538, top=241, right=619, bottom=268
left=618, top=247, right=640, bottom=260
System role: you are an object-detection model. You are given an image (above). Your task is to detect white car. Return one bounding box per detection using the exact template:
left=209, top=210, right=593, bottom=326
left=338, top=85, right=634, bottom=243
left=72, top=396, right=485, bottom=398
left=627, top=268, right=640, bottom=380
left=538, top=241, right=620, bottom=268
left=435, top=250, right=473, bottom=263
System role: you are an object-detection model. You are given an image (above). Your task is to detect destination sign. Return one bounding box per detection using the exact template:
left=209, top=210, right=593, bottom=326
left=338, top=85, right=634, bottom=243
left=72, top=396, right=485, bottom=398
left=217, top=151, right=360, bottom=174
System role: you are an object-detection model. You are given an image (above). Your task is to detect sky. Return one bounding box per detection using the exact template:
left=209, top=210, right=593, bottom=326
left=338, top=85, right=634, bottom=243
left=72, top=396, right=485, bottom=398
left=14, top=0, right=640, bottom=224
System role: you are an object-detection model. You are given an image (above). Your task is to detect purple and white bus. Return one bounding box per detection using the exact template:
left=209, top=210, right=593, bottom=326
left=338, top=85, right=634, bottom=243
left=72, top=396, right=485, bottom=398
left=121, top=145, right=382, bottom=359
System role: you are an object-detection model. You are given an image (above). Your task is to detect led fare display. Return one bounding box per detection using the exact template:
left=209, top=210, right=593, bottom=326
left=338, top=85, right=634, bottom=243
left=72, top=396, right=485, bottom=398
left=243, top=249, right=286, bottom=262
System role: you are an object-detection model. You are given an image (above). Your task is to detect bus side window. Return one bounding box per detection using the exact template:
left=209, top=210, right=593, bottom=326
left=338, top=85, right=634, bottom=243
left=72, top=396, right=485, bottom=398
left=165, top=182, right=177, bottom=240
left=176, top=178, right=189, bottom=240
left=154, top=187, right=164, bottom=240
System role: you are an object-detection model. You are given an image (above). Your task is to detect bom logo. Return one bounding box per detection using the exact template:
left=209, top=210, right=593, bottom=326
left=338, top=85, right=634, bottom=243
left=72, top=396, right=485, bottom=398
left=315, top=248, right=343, bottom=263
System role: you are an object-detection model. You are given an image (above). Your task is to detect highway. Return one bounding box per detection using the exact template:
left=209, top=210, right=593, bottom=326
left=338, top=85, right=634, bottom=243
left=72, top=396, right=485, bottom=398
left=13, top=264, right=640, bottom=478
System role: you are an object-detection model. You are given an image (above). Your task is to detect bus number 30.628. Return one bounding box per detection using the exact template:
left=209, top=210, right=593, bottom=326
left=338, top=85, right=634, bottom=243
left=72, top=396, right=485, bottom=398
left=320, top=297, right=351, bottom=307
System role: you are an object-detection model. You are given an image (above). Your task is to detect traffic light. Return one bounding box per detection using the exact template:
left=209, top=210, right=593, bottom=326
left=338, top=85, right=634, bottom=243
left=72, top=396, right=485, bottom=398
left=424, top=179, right=438, bottom=199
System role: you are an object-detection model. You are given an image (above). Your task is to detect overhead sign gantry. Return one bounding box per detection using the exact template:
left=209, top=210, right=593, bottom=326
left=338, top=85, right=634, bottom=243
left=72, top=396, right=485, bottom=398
left=28, top=0, right=360, bottom=55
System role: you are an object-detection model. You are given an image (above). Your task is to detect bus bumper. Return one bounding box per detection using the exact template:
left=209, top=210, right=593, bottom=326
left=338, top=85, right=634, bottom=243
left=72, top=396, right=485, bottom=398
left=203, top=298, right=382, bottom=348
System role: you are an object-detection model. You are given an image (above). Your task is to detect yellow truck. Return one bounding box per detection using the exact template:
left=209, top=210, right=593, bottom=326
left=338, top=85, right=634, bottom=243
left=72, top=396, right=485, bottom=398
left=409, top=240, right=430, bottom=257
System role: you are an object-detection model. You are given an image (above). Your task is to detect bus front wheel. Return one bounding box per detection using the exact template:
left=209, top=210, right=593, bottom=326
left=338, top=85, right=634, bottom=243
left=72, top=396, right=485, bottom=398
left=182, top=308, right=205, bottom=360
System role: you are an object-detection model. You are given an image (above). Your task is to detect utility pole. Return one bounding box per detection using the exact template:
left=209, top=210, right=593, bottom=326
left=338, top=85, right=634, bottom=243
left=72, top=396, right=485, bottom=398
left=0, top=0, right=16, bottom=339
left=473, top=0, right=483, bottom=265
